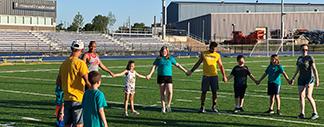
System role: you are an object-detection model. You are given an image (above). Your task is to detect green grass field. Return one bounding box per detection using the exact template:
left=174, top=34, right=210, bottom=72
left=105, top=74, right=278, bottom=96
left=0, top=56, right=323, bottom=127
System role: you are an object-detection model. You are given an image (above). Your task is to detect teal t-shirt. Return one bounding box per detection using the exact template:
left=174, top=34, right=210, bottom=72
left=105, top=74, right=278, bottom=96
left=82, top=89, right=107, bottom=127
left=153, top=56, right=177, bottom=76
left=265, top=64, right=284, bottom=85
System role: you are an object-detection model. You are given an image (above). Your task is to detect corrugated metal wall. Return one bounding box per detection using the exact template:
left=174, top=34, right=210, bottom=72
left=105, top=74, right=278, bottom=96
left=168, top=2, right=324, bottom=23
left=210, top=12, right=324, bottom=41
left=0, top=0, right=56, bottom=18
left=176, top=12, right=324, bottom=42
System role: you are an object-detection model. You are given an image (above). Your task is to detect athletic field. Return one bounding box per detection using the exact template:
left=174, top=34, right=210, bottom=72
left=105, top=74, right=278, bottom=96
left=0, top=56, right=323, bottom=127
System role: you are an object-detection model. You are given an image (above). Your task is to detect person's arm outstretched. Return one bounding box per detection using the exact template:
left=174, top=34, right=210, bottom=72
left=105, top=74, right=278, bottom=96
left=113, top=70, right=128, bottom=77
left=175, top=63, right=188, bottom=74
left=217, top=57, right=227, bottom=82
left=147, top=65, right=157, bottom=80
left=249, top=74, right=259, bottom=84
left=99, top=108, right=108, bottom=127
left=290, top=66, right=300, bottom=85
left=312, top=61, right=320, bottom=87
left=135, top=71, right=147, bottom=79
left=282, top=71, right=291, bottom=85
left=257, top=73, right=267, bottom=86
left=188, top=53, right=203, bottom=76
left=98, top=58, right=115, bottom=77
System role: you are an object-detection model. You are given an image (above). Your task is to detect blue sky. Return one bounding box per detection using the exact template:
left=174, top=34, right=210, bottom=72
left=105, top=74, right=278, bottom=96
left=57, top=0, right=324, bottom=30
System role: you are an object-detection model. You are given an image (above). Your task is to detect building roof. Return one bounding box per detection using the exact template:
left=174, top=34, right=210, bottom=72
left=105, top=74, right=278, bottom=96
left=170, top=1, right=324, bottom=6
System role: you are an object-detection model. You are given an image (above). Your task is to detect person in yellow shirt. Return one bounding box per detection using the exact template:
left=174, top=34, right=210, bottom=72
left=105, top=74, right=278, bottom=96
left=56, top=40, right=91, bottom=127
left=187, top=42, right=227, bottom=113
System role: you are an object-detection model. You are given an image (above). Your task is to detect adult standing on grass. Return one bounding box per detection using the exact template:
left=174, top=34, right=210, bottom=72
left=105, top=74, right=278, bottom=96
left=147, top=46, right=189, bottom=113
left=291, top=44, right=320, bottom=120
left=56, top=40, right=91, bottom=127
left=83, top=41, right=115, bottom=77
left=187, top=42, right=227, bottom=113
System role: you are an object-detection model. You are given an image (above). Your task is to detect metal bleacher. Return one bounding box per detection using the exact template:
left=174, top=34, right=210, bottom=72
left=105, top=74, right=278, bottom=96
left=40, top=32, right=127, bottom=52
left=0, top=31, right=50, bottom=53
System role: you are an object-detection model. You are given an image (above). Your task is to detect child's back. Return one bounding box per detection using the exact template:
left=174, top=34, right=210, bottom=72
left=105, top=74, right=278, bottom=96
left=82, top=89, right=107, bottom=127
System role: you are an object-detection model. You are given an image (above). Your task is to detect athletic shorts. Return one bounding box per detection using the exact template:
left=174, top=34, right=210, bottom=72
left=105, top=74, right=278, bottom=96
left=201, top=76, right=219, bottom=93
left=157, top=76, right=173, bottom=84
left=267, top=83, right=280, bottom=95
left=64, top=101, right=83, bottom=125
left=234, top=84, right=247, bottom=98
left=298, top=77, right=314, bottom=86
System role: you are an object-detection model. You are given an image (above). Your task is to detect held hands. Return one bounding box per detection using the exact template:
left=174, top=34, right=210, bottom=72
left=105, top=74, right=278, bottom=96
left=255, top=80, right=260, bottom=85
left=288, top=79, right=294, bottom=85
left=146, top=75, right=151, bottom=80
left=186, top=71, right=192, bottom=76
left=223, top=76, right=228, bottom=83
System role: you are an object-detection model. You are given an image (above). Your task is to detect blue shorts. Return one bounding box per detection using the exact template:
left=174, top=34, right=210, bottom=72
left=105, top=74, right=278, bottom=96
left=267, top=83, right=280, bottom=95
left=64, top=101, right=83, bottom=125
left=201, top=76, right=219, bottom=93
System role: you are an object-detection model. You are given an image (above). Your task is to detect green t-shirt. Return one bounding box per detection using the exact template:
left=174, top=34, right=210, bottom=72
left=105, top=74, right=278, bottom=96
left=153, top=56, right=177, bottom=76
left=265, top=64, right=284, bottom=85
left=82, top=89, right=107, bottom=127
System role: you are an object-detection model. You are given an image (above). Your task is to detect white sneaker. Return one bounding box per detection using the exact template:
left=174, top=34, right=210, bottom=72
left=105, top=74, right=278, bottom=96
left=132, top=110, right=140, bottom=115
left=124, top=112, right=128, bottom=117
left=161, top=108, right=166, bottom=114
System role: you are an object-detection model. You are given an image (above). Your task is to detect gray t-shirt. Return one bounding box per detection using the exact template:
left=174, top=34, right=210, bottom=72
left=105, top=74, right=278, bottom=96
left=296, top=55, right=314, bottom=82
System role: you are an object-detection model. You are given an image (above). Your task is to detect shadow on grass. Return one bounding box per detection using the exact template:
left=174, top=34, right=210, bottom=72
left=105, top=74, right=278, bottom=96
left=0, top=99, right=54, bottom=111
left=108, top=115, right=283, bottom=127
left=0, top=118, right=53, bottom=126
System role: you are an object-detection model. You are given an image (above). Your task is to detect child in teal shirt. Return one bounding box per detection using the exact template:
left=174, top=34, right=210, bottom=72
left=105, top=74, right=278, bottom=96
left=82, top=71, right=108, bottom=127
left=258, top=54, right=291, bottom=115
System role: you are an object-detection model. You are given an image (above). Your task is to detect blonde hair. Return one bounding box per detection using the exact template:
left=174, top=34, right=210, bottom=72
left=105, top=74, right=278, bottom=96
left=270, top=54, right=280, bottom=65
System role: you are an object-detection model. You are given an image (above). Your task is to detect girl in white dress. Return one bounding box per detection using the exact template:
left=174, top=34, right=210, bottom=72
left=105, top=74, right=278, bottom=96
left=114, top=60, right=147, bottom=117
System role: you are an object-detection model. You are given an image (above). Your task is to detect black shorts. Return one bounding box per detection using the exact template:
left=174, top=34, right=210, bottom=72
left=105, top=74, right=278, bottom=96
left=157, top=76, right=173, bottom=84
left=234, top=84, right=247, bottom=98
left=268, top=83, right=281, bottom=95
left=201, top=76, right=219, bottom=93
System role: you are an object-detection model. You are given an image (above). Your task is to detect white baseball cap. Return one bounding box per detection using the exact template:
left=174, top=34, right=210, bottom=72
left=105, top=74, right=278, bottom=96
left=71, top=40, right=84, bottom=50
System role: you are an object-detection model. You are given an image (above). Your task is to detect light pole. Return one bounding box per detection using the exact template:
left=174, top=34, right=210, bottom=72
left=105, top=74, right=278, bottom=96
left=280, top=0, right=285, bottom=52
left=162, top=0, right=166, bottom=40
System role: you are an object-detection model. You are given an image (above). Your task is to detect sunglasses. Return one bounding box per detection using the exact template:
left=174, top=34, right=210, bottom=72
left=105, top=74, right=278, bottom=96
left=302, top=49, right=308, bottom=51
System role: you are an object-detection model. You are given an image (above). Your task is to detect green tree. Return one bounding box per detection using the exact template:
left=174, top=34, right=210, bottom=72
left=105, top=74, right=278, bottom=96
left=67, top=12, right=84, bottom=32
left=132, top=23, right=145, bottom=29
left=92, top=15, right=109, bottom=33
left=56, top=23, right=65, bottom=31
left=82, top=23, right=94, bottom=31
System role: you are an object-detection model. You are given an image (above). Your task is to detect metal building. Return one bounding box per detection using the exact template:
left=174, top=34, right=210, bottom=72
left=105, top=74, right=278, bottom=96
left=0, top=0, right=56, bottom=31
left=167, top=1, right=324, bottom=42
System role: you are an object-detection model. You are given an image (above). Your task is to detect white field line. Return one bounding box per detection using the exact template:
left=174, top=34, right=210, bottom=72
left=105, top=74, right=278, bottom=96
left=0, top=75, right=323, bottom=102
left=0, top=88, right=323, bottom=126
left=21, top=117, right=41, bottom=122
left=0, top=122, right=15, bottom=127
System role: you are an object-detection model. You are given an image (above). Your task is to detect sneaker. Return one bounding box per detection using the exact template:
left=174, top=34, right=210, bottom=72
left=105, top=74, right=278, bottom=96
left=166, top=106, right=172, bottom=112
left=265, top=109, right=274, bottom=114
left=199, top=107, right=206, bottom=113
left=239, top=108, right=244, bottom=112
left=124, top=112, right=129, bottom=117
left=297, top=113, right=305, bottom=119
left=277, top=110, right=282, bottom=116
left=132, top=110, right=140, bottom=115
left=310, top=113, right=319, bottom=120
left=211, top=106, right=219, bottom=113
left=233, top=108, right=240, bottom=113
left=161, top=108, right=166, bottom=114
